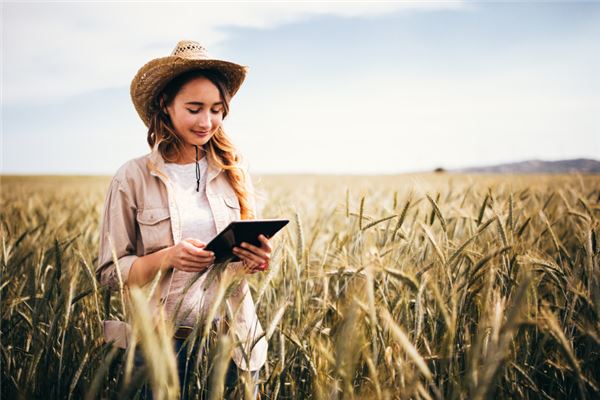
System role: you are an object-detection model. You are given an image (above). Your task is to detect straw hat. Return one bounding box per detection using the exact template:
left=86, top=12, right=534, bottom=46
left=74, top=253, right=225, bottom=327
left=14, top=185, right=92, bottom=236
left=130, top=40, right=248, bottom=126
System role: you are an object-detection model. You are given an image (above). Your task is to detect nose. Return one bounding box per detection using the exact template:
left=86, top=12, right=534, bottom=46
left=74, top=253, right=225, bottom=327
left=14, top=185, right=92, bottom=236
left=195, top=110, right=211, bottom=131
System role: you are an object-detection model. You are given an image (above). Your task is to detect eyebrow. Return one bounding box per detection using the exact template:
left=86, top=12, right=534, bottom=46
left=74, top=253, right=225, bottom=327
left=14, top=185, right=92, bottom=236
left=185, top=101, right=223, bottom=106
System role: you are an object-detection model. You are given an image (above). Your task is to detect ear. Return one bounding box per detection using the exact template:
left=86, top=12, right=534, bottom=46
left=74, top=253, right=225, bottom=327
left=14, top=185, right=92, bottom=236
left=163, top=103, right=172, bottom=117
left=159, top=95, right=171, bottom=117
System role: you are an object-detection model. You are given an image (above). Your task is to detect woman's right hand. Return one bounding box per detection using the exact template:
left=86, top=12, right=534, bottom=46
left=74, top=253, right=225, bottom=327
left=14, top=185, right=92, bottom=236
left=165, top=238, right=215, bottom=273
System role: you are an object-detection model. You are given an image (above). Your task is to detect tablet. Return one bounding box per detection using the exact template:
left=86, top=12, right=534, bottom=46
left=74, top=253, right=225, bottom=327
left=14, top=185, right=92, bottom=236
left=205, top=219, right=289, bottom=263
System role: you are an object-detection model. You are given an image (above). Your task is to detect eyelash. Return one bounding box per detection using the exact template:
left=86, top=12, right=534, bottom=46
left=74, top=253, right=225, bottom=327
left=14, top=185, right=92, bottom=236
left=187, top=109, right=222, bottom=115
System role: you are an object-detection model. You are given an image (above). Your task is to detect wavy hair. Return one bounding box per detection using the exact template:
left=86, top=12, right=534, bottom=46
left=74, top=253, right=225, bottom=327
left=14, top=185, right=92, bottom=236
left=146, top=69, right=254, bottom=220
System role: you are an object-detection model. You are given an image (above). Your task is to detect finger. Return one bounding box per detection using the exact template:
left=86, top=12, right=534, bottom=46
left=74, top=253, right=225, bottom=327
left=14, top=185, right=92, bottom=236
left=183, top=259, right=211, bottom=268
left=184, top=238, right=206, bottom=248
left=258, top=234, right=272, bottom=249
left=181, top=254, right=214, bottom=264
left=195, top=250, right=216, bottom=258
left=183, top=242, right=213, bottom=257
left=242, top=260, right=259, bottom=271
left=183, top=239, right=207, bottom=251
left=252, top=262, right=269, bottom=272
left=258, top=237, right=273, bottom=253
left=243, top=239, right=271, bottom=254
left=233, top=247, right=265, bottom=265
left=182, top=242, right=203, bottom=256
left=238, top=256, right=261, bottom=270
left=239, top=242, right=271, bottom=260
left=242, top=255, right=264, bottom=268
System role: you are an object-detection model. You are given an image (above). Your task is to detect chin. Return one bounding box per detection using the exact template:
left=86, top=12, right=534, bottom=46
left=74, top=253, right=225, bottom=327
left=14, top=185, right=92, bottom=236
left=197, top=137, right=212, bottom=146
left=186, top=135, right=209, bottom=145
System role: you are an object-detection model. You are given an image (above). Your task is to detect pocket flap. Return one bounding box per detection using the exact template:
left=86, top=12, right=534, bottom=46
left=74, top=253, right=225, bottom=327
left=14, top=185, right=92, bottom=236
left=223, top=196, right=241, bottom=210
left=136, top=208, right=170, bottom=225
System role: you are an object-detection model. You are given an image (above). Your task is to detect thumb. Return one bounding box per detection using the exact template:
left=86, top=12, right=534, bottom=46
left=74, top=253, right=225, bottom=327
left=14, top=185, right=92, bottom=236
left=184, top=238, right=206, bottom=248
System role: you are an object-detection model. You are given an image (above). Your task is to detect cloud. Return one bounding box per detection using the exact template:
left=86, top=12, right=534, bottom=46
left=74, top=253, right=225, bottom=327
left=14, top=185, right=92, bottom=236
left=2, top=1, right=465, bottom=105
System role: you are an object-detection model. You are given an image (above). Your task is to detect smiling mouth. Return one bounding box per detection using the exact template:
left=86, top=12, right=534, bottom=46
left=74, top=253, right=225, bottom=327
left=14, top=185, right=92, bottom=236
left=192, top=130, right=210, bottom=136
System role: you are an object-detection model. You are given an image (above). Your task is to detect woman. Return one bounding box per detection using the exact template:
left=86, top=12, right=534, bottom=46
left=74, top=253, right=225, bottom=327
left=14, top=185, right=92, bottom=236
left=96, top=40, right=270, bottom=398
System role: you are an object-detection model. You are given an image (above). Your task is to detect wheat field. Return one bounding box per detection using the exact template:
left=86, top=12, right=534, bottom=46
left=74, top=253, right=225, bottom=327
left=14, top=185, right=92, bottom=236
left=1, top=173, right=599, bottom=399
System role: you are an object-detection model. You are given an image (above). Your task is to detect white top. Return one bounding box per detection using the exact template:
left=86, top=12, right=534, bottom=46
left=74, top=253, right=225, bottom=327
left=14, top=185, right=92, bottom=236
left=162, top=157, right=218, bottom=327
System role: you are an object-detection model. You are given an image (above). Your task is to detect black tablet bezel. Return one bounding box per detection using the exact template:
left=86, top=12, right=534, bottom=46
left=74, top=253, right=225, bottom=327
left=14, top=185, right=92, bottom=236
left=204, top=219, right=289, bottom=263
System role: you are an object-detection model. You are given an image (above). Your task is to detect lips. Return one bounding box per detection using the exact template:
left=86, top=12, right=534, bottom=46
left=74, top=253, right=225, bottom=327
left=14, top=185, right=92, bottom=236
left=192, top=130, right=210, bottom=137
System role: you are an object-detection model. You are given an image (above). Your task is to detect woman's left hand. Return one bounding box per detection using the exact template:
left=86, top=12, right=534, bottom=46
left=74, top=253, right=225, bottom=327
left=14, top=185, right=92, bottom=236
left=232, top=234, right=272, bottom=274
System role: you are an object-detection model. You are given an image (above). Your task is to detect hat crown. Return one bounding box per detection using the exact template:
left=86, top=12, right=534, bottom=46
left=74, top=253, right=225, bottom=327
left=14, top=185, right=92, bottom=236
left=171, top=40, right=209, bottom=59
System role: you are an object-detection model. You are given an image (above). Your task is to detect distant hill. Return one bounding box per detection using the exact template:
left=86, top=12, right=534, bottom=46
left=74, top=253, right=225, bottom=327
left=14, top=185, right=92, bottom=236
left=452, top=158, right=600, bottom=174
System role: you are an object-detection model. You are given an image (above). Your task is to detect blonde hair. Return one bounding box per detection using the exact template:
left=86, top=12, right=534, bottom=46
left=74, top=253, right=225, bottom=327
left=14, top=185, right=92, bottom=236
left=146, top=69, right=254, bottom=220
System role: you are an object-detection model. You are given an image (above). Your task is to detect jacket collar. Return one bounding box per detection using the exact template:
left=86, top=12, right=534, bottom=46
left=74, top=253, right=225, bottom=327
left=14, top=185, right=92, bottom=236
left=147, top=143, right=223, bottom=182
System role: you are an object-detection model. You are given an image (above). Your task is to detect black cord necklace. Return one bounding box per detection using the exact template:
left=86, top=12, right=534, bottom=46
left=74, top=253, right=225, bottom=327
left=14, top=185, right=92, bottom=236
left=195, top=145, right=200, bottom=192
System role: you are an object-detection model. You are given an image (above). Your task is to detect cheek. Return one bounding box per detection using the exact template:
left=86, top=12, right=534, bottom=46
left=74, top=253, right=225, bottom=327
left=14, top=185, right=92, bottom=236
left=189, top=114, right=202, bottom=126
left=211, top=115, right=223, bottom=130
left=175, top=114, right=196, bottom=129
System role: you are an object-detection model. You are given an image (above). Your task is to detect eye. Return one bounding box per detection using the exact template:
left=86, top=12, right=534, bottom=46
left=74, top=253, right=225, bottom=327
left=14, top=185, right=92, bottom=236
left=211, top=108, right=223, bottom=115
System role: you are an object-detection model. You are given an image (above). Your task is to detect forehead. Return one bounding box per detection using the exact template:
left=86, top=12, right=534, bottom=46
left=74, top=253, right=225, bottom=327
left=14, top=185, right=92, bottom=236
left=176, top=76, right=221, bottom=102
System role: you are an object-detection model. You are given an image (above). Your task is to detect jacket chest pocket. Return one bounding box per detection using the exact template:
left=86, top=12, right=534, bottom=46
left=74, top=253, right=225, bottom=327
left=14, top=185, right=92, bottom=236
left=223, top=195, right=241, bottom=221
left=136, top=207, right=172, bottom=254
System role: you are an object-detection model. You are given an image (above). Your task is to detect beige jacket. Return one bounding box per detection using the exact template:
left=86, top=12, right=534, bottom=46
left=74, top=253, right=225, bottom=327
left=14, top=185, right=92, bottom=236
left=96, top=145, right=267, bottom=371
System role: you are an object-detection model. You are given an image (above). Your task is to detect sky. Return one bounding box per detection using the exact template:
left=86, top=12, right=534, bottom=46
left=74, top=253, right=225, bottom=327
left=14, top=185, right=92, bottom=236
left=2, top=1, right=599, bottom=175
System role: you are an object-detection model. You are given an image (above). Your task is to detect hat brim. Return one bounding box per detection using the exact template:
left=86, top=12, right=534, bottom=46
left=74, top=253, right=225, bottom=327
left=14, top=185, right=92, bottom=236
left=130, top=56, right=248, bottom=127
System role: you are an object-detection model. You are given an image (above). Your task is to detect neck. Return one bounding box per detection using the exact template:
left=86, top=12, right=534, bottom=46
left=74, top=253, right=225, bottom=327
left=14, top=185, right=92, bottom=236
left=174, top=145, right=205, bottom=164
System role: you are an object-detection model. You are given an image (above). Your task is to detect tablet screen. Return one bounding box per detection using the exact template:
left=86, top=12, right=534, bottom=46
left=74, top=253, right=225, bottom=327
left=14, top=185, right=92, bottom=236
left=205, top=219, right=289, bottom=263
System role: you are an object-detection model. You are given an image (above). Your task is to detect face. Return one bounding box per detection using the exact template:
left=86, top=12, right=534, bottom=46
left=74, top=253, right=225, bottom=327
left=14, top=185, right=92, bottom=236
left=166, top=76, right=224, bottom=151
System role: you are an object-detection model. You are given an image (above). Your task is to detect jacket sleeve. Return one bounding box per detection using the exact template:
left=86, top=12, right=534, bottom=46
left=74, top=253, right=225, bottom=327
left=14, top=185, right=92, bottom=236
left=96, top=177, right=138, bottom=290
